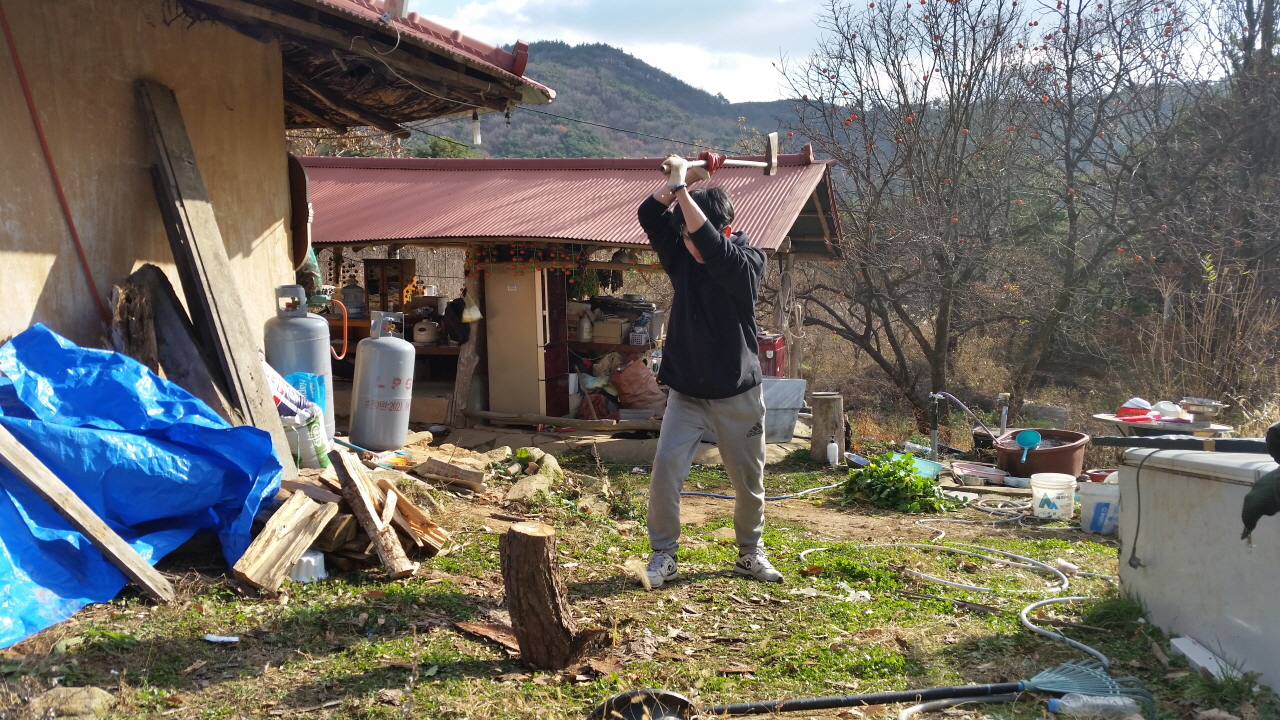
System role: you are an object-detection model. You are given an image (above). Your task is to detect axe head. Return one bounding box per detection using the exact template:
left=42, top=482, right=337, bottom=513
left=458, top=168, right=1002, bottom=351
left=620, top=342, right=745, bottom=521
left=764, top=132, right=779, bottom=175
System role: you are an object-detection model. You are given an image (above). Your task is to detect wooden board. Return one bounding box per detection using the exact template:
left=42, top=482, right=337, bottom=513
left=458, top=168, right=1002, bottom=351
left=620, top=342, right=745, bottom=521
left=135, top=79, right=297, bottom=480
left=449, top=273, right=485, bottom=427
left=233, top=490, right=338, bottom=592
left=0, top=425, right=175, bottom=603
left=417, top=457, right=486, bottom=486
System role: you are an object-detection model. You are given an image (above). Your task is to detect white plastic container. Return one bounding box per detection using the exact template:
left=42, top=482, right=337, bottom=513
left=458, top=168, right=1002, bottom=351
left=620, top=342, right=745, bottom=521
left=288, top=549, right=328, bottom=583
left=264, top=285, right=336, bottom=441
left=1078, top=481, right=1120, bottom=534
left=1030, top=473, right=1076, bottom=519
left=349, top=312, right=415, bottom=451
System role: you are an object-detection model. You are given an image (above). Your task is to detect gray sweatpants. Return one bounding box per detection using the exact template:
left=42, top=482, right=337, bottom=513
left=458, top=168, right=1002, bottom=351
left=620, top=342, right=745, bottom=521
left=648, top=384, right=767, bottom=555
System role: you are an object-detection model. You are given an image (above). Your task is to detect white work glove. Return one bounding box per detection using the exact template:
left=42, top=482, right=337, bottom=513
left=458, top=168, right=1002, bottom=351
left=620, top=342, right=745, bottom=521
left=661, top=155, right=689, bottom=188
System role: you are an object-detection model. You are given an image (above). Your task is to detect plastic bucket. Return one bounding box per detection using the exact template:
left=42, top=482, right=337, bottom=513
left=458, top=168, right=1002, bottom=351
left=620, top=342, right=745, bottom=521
left=1078, top=482, right=1120, bottom=534
left=1030, top=473, right=1077, bottom=519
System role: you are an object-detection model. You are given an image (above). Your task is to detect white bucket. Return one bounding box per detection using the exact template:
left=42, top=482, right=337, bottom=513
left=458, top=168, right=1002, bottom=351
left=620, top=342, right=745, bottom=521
left=1078, top=482, right=1120, bottom=534
left=1030, top=473, right=1077, bottom=520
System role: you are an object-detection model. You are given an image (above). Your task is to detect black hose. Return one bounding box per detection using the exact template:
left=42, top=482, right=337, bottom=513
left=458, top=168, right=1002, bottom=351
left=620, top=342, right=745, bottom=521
left=701, top=682, right=1024, bottom=716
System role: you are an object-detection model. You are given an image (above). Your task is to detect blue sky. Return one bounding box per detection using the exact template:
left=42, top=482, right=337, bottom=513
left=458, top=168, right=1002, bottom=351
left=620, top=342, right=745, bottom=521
left=409, top=0, right=827, bottom=102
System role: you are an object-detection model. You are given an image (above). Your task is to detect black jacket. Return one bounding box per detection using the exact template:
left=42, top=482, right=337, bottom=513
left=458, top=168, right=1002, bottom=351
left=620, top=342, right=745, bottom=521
left=638, top=195, right=766, bottom=399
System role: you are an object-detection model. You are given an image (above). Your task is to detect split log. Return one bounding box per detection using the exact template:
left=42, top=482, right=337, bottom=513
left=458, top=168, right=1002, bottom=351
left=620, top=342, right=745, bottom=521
left=330, top=448, right=417, bottom=578
left=313, top=513, right=357, bottom=553
left=499, top=522, right=593, bottom=669
left=0, top=425, right=175, bottom=603
left=233, top=490, right=338, bottom=592
left=282, top=479, right=342, bottom=505
left=374, top=476, right=451, bottom=554
left=809, top=392, right=845, bottom=463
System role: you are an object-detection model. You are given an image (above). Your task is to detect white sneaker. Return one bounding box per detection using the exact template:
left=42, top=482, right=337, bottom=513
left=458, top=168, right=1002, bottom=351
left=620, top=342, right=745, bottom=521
left=644, top=551, right=678, bottom=588
left=734, top=551, right=783, bottom=583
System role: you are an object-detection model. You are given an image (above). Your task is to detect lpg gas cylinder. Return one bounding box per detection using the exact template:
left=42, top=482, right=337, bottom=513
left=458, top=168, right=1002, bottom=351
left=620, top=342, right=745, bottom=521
left=349, top=311, right=415, bottom=451
left=264, top=285, right=335, bottom=440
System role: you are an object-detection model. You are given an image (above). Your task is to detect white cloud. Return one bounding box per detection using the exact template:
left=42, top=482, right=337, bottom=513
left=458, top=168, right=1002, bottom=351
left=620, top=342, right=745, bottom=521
left=410, top=0, right=822, bottom=101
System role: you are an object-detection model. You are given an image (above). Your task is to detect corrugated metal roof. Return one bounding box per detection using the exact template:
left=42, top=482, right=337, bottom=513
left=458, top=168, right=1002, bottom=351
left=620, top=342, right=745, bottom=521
left=296, top=0, right=554, bottom=101
left=299, top=150, right=838, bottom=252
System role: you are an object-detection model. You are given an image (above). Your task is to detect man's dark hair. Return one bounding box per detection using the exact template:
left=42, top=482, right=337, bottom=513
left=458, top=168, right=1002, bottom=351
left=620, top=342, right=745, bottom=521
left=672, top=187, right=736, bottom=235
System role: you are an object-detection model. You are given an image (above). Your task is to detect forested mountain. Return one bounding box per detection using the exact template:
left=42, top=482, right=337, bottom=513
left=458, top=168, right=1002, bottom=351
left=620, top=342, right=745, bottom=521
left=409, top=42, right=800, bottom=159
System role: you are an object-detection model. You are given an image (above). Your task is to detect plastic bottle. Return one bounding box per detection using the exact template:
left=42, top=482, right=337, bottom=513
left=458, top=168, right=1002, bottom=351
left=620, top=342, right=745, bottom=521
left=826, top=436, right=839, bottom=466
left=904, top=440, right=931, bottom=456
left=1047, top=694, right=1142, bottom=718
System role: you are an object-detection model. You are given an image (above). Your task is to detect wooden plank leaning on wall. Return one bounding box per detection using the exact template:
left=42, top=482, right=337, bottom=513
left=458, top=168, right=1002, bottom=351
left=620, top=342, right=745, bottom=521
left=135, top=79, right=297, bottom=479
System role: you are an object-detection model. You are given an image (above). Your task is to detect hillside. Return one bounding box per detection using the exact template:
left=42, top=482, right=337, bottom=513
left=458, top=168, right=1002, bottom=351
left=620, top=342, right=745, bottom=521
left=409, top=42, right=800, bottom=159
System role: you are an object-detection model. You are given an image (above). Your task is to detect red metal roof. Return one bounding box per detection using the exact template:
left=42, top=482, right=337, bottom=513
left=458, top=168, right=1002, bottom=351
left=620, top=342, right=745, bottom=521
left=300, top=0, right=554, bottom=101
left=298, top=149, right=838, bottom=252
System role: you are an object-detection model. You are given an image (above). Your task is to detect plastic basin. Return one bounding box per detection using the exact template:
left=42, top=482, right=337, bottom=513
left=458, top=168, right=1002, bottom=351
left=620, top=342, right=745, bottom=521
left=995, top=428, right=1090, bottom=478
left=950, top=461, right=1009, bottom=485
left=894, top=453, right=942, bottom=479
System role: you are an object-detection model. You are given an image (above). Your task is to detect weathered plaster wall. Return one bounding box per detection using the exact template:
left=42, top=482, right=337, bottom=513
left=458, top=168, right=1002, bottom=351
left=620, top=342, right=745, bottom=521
left=0, top=0, right=292, bottom=346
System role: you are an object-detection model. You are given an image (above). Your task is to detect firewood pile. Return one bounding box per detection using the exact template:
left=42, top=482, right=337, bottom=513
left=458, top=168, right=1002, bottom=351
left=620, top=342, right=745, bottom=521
left=231, top=445, right=457, bottom=593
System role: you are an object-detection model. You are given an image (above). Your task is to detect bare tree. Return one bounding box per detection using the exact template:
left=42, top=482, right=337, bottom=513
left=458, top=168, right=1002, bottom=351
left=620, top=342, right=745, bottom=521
left=786, top=0, right=1036, bottom=426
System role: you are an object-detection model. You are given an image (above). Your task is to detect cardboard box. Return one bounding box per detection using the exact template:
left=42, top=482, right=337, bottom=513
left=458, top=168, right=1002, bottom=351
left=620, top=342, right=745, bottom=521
left=594, top=318, right=631, bottom=344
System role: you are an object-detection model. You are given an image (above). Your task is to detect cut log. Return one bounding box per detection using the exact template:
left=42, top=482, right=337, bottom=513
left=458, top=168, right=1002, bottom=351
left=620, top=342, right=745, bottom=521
left=135, top=79, right=296, bottom=478
left=499, top=522, right=593, bottom=670
left=110, top=283, right=159, bottom=373
left=330, top=448, right=418, bottom=578
left=313, top=513, right=357, bottom=553
left=233, top=491, right=338, bottom=592
left=0, top=425, right=175, bottom=603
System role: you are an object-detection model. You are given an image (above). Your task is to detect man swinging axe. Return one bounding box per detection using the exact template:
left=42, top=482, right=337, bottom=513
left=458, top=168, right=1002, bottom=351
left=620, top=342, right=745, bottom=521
left=635, top=148, right=783, bottom=588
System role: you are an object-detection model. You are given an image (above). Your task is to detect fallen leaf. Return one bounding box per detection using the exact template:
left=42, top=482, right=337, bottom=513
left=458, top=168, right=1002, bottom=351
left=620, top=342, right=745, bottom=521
left=181, top=660, right=206, bottom=675
left=455, top=621, right=521, bottom=653
left=829, top=680, right=860, bottom=690
left=1165, top=670, right=1191, bottom=679
left=376, top=689, right=404, bottom=706
left=1241, top=702, right=1258, bottom=720
left=1151, top=641, right=1171, bottom=669
left=496, top=672, right=530, bottom=683
left=357, top=613, right=369, bottom=627
left=164, top=696, right=185, bottom=707
left=1128, top=659, right=1149, bottom=669
left=801, top=565, right=825, bottom=577
left=680, top=604, right=702, bottom=616
left=894, top=635, right=911, bottom=651
left=718, top=666, right=757, bottom=675
left=587, top=658, right=625, bottom=675
left=1196, top=711, right=1241, bottom=720
left=364, top=590, right=386, bottom=599
left=423, top=664, right=439, bottom=677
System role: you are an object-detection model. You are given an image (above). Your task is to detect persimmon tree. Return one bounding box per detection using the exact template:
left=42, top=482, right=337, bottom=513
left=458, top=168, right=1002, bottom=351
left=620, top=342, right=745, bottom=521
left=785, top=0, right=1036, bottom=425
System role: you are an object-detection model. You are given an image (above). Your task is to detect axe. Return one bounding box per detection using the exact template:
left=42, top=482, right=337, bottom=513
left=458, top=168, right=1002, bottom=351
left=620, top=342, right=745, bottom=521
left=664, top=132, right=780, bottom=181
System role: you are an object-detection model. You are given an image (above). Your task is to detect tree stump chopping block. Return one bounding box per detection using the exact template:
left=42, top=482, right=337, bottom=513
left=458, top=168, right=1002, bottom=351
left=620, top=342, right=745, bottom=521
left=499, top=522, right=592, bottom=670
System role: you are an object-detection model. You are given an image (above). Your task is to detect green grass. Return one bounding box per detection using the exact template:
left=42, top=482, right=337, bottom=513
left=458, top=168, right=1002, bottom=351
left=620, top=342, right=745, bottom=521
left=0, top=457, right=1253, bottom=720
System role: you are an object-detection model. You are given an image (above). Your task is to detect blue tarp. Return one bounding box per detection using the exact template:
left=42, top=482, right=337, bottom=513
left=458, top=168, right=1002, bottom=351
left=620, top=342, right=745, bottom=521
left=0, top=324, right=281, bottom=648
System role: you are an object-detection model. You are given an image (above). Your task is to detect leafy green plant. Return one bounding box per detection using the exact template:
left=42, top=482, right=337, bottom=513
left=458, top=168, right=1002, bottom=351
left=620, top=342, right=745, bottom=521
left=841, top=453, right=955, bottom=513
